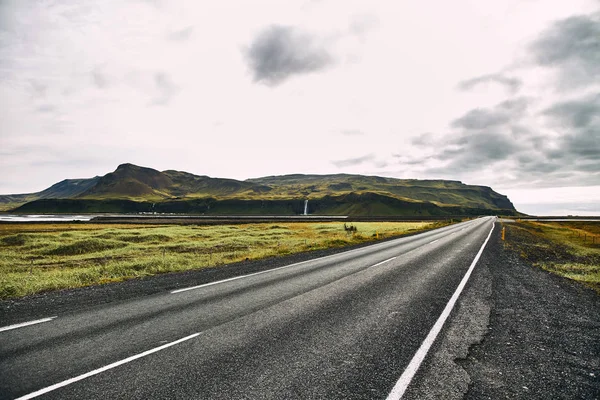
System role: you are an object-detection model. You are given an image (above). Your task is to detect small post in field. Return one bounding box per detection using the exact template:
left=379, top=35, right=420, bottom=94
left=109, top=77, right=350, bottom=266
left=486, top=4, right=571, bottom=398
left=502, top=227, right=506, bottom=241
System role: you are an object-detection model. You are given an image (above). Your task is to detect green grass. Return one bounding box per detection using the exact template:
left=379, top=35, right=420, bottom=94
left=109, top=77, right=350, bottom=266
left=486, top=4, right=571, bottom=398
left=0, top=221, right=445, bottom=299
left=505, top=221, right=600, bottom=293
left=541, top=263, right=600, bottom=287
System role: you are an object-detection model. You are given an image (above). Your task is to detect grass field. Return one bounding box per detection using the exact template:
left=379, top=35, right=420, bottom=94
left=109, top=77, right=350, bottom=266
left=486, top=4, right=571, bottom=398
left=504, top=221, right=600, bottom=293
left=0, top=221, right=445, bottom=299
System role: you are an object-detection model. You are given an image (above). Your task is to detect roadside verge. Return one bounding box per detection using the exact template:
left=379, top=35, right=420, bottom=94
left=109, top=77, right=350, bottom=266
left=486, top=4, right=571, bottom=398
left=404, top=221, right=600, bottom=399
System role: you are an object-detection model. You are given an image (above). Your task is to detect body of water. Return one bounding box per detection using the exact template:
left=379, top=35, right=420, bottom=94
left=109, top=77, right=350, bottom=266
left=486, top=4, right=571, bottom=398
left=0, top=214, right=96, bottom=222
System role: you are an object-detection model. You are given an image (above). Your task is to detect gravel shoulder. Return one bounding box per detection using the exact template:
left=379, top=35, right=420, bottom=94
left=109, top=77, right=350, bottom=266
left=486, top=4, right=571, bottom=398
left=406, top=221, right=600, bottom=399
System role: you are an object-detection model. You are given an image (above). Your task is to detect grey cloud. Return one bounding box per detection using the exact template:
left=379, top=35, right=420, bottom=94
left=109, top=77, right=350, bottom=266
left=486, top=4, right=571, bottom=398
left=399, top=93, right=599, bottom=187
left=497, top=97, right=531, bottom=112
left=332, top=154, right=374, bottom=168
left=543, top=94, right=599, bottom=128
left=35, top=104, right=55, bottom=113
left=517, top=156, right=562, bottom=174
left=92, top=68, right=109, bottom=89
left=150, top=72, right=179, bottom=106
left=443, top=133, right=520, bottom=164
left=167, top=26, right=193, bottom=41
left=399, top=157, right=432, bottom=166
left=451, top=108, right=511, bottom=130
left=545, top=149, right=563, bottom=160
left=456, top=12, right=599, bottom=98
left=394, top=12, right=600, bottom=187
left=451, top=97, right=530, bottom=130
left=411, top=132, right=434, bottom=147
left=517, top=154, right=534, bottom=165
left=340, top=129, right=364, bottom=136
left=399, top=100, right=530, bottom=180
left=244, top=25, right=334, bottom=86
left=530, top=13, right=600, bottom=88
left=457, top=73, right=522, bottom=93
left=29, top=81, right=47, bottom=97
left=392, top=151, right=434, bottom=166
left=543, top=94, right=600, bottom=161
left=575, top=162, right=600, bottom=172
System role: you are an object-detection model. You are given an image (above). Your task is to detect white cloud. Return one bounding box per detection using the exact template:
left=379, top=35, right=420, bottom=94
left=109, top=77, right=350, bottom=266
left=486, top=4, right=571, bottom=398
left=0, top=0, right=599, bottom=215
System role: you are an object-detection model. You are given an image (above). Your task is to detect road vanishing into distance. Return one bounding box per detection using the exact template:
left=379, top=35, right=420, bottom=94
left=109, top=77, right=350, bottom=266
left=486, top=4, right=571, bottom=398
left=1, top=217, right=497, bottom=399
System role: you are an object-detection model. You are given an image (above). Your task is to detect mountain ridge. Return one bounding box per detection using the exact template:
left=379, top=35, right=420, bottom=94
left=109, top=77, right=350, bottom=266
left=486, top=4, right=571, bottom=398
left=0, top=164, right=519, bottom=215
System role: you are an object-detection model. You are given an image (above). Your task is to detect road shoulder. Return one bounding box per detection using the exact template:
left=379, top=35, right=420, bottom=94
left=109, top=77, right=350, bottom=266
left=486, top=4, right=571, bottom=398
left=404, top=221, right=600, bottom=399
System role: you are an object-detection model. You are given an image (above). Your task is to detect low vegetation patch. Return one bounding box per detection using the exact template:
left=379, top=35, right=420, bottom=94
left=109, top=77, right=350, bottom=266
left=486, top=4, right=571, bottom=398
left=45, top=239, right=128, bottom=256
left=504, top=221, right=600, bottom=293
left=0, top=220, right=448, bottom=299
left=1, top=234, right=29, bottom=246
left=117, top=234, right=173, bottom=243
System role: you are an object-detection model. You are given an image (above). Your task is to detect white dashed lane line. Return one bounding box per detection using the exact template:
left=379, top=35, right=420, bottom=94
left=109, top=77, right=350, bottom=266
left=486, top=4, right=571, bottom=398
left=0, top=317, right=57, bottom=333
left=15, top=333, right=201, bottom=400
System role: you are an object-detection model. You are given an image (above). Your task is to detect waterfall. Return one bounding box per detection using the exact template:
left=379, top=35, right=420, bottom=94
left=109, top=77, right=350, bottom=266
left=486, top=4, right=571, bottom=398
left=303, top=199, right=308, bottom=216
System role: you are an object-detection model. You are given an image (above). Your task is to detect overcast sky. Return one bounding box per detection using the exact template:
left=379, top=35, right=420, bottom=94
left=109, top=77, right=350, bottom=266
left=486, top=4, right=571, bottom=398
left=1, top=0, right=599, bottom=215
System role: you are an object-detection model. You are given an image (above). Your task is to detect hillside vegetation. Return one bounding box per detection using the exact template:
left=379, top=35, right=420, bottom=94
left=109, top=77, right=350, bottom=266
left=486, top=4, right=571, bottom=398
left=1, top=163, right=518, bottom=215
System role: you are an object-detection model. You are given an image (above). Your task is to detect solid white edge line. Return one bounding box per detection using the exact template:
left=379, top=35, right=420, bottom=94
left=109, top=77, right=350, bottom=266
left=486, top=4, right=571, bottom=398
left=0, top=316, right=57, bottom=333
left=429, top=239, right=439, bottom=244
left=386, top=218, right=495, bottom=400
left=15, top=332, right=201, bottom=400
left=172, top=221, right=477, bottom=294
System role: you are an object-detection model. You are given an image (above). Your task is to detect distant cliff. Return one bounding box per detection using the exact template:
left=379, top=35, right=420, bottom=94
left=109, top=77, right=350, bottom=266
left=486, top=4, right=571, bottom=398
left=3, top=163, right=519, bottom=216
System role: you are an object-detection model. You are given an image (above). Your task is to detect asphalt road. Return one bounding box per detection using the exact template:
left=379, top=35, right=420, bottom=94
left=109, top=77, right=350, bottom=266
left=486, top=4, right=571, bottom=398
left=1, top=217, right=497, bottom=399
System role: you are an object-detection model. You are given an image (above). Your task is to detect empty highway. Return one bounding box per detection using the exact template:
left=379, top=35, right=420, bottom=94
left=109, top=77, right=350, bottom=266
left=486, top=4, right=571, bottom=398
left=1, top=217, right=496, bottom=399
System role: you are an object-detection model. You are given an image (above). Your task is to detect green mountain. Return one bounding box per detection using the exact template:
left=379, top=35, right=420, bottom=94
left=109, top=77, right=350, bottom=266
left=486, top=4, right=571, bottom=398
left=76, top=164, right=273, bottom=201
left=2, top=163, right=519, bottom=216
left=0, top=177, right=100, bottom=211
left=247, top=174, right=514, bottom=210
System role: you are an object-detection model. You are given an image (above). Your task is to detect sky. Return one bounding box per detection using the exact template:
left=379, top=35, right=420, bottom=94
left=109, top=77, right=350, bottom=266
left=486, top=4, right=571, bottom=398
left=0, top=0, right=599, bottom=216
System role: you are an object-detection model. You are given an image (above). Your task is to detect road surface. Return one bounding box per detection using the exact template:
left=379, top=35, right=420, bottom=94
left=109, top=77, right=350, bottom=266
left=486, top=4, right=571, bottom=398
left=2, top=217, right=496, bottom=399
